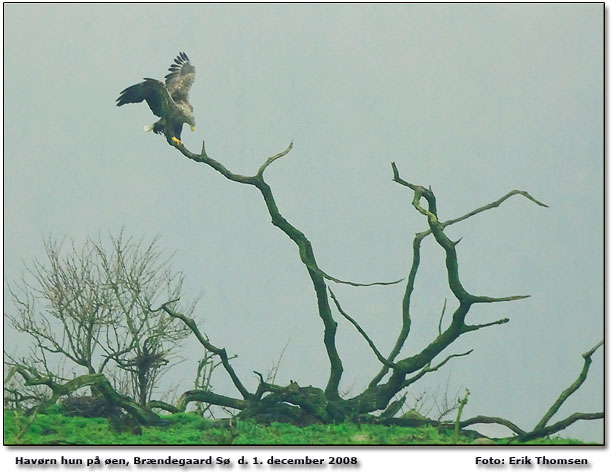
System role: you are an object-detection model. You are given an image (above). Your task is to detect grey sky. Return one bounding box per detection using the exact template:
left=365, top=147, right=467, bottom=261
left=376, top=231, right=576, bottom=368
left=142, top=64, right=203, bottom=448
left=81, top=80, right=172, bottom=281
left=3, top=3, right=603, bottom=442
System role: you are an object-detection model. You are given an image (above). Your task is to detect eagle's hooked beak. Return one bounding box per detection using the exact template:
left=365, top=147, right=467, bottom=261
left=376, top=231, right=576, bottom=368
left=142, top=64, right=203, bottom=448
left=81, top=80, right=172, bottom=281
left=190, top=125, right=195, bottom=132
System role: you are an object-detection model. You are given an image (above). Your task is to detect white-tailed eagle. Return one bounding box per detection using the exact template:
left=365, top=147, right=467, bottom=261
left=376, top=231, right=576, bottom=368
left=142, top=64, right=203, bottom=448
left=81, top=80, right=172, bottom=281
left=116, top=52, right=196, bottom=144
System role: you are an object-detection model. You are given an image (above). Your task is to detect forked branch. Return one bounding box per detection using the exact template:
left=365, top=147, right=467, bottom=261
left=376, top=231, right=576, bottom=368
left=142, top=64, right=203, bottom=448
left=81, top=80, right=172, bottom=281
left=355, top=163, right=547, bottom=414
left=151, top=299, right=251, bottom=401
left=458, top=340, right=603, bottom=442
left=391, top=162, right=534, bottom=305
left=534, top=340, right=603, bottom=431
left=328, top=287, right=398, bottom=369
left=169, top=140, right=406, bottom=399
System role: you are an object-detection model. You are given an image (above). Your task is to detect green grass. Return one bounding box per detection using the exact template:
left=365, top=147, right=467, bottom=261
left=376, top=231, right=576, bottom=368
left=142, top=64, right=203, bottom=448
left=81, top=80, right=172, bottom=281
left=3, top=410, right=591, bottom=446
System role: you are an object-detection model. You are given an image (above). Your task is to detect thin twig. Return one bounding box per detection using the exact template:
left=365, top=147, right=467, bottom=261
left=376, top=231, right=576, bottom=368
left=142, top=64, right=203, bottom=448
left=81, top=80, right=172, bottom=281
left=463, top=317, right=510, bottom=332
left=403, top=350, right=473, bottom=388
left=328, top=287, right=398, bottom=369
left=315, top=265, right=404, bottom=287
left=442, top=190, right=548, bottom=230
left=256, top=141, right=294, bottom=177
left=438, top=298, right=448, bottom=335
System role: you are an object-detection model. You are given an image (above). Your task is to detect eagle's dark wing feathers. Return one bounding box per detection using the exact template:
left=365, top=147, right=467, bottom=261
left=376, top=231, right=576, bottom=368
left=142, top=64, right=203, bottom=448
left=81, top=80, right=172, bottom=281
left=116, top=78, right=171, bottom=118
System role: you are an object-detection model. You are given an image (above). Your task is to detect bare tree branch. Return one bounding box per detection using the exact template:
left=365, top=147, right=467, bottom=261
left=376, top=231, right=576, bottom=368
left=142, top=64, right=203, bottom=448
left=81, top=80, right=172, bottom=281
left=153, top=300, right=252, bottom=401
left=403, top=350, right=474, bottom=388
left=328, top=287, right=398, bottom=369
left=517, top=412, right=603, bottom=443
left=534, top=340, right=603, bottom=430
left=462, top=317, right=510, bottom=332
left=10, top=367, right=159, bottom=424
left=370, top=230, right=426, bottom=387
left=438, top=298, right=448, bottom=335
left=176, top=389, right=248, bottom=412
left=441, top=189, right=549, bottom=230
left=460, top=415, right=527, bottom=437
left=256, top=141, right=294, bottom=177
left=458, top=341, right=603, bottom=442
left=168, top=140, right=345, bottom=399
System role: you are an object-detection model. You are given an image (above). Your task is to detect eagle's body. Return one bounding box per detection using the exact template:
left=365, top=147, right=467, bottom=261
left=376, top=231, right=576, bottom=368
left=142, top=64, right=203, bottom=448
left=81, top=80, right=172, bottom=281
left=116, top=52, right=196, bottom=143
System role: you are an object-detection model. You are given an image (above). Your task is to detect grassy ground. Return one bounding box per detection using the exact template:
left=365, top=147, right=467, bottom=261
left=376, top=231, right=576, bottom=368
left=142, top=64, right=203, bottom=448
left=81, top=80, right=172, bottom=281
left=4, top=410, right=589, bottom=446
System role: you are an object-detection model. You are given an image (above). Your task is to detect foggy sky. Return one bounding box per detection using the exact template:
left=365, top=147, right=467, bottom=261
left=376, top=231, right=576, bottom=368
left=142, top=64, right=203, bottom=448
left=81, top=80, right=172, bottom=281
left=3, top=3, right=603, bottom=442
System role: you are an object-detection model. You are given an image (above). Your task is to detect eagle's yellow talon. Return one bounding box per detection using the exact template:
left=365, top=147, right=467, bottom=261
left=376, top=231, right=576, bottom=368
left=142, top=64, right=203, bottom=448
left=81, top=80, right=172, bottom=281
left=172, top=137, right=183, bottom=146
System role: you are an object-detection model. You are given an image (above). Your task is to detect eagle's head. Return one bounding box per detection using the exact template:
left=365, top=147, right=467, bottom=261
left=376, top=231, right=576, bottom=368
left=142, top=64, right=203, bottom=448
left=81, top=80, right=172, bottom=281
left=187, top=118, right=195, bottom=133
left=185, top=105, right=196, bottom=132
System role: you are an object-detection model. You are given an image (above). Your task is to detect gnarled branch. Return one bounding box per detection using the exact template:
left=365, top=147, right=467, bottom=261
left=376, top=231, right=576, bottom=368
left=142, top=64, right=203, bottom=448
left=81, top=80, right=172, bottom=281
left=169, top=140, right=345, bottom=399
left=152, top=299, right=251, bottom=401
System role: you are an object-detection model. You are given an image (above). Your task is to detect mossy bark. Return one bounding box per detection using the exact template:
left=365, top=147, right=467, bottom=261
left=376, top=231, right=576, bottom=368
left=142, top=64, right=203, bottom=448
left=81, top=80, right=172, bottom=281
left=12, top=368, right=160, bottom=425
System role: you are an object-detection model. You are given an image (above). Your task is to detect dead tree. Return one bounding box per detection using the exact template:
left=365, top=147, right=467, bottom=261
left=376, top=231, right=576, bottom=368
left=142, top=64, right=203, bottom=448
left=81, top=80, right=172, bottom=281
left=5, top=135, right=601, bottom=441
left=155, top=137, right=601, bottom=439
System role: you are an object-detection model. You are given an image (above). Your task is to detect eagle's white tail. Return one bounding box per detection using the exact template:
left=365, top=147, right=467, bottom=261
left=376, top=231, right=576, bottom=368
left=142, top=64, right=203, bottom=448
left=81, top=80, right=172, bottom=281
left=144, top=124, right=154, bottom=132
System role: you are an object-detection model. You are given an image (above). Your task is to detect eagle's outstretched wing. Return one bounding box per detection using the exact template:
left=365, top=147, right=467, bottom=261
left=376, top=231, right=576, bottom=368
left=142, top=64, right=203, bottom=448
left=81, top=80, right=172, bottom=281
left=116, top=78, right=172, bottom=118
left=165, top=52, right=196, bottom=103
